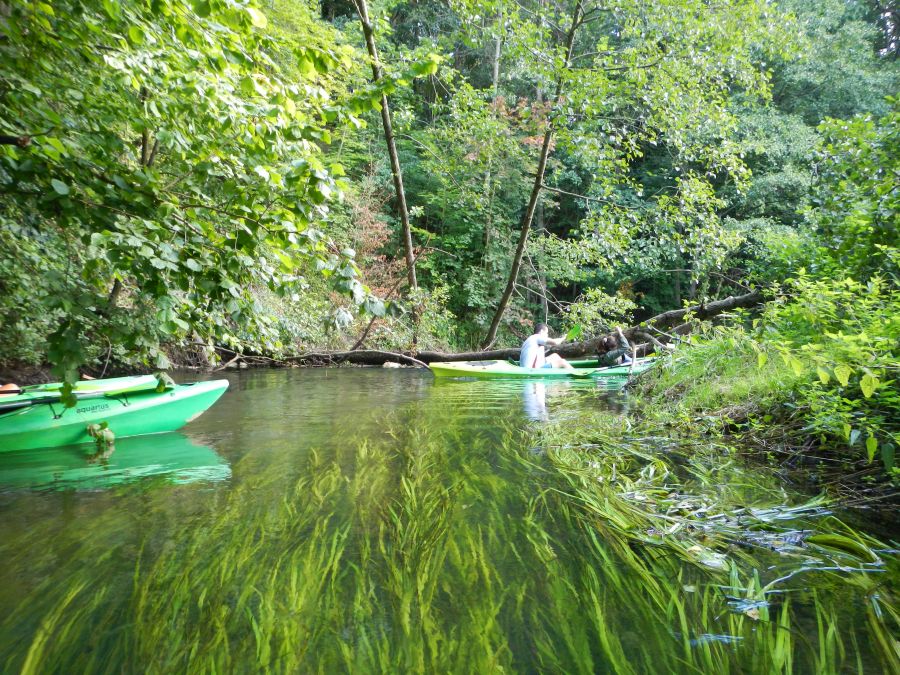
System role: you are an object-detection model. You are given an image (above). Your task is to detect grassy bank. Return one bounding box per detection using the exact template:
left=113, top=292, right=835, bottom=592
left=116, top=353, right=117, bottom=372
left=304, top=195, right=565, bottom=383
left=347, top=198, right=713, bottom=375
left=630, top=275, right=899, bottom=492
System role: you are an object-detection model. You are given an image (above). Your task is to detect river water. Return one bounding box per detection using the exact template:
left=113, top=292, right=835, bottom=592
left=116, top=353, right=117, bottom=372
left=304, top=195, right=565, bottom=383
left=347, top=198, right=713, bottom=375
left=0, top=369, right=895, bottom=673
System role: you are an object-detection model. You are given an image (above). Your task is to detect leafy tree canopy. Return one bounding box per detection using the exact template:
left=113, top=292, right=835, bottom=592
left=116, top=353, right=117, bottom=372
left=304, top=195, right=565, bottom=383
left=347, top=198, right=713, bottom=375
left=0, top=0, right=372, bottom=379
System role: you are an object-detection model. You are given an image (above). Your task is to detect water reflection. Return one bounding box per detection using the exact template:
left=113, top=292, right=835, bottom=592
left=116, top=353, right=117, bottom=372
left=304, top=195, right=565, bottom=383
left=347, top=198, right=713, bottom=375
left=522, top=382, right=547, bottom=421
left=429, top=376, right=622, bottom=423
left=0, top=432, right=230, bottom=492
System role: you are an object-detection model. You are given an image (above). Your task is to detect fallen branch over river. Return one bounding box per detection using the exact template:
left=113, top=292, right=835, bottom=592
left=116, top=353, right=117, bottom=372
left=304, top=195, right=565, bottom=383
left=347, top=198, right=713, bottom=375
left=281, top=290, right=766, bottom=367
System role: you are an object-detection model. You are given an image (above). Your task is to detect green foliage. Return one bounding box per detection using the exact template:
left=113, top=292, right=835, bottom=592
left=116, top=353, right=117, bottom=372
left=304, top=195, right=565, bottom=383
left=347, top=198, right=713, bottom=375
left=1, top=0, right=897, bottom=366
left=573, top=0, right=898, bottom=317
left=563, top=288, right=637, bottom=338
left=399, top=78, right=534, bottom=324
left=0, top=221, right=65, bottom=365
left=0, top=0, right=372, bottom=377
left=760, top=274, right=899, bottom=470
left=726, top=108, right=818, bottom=226
left=733, top=219, right=817, bottom=286
left=808, top=100, right=900, bottom=281
left=773, top=0, right=899, bottom=125
left=638, top=275, right=899, bottom=474
left=362, top=284, right=460, bottom=351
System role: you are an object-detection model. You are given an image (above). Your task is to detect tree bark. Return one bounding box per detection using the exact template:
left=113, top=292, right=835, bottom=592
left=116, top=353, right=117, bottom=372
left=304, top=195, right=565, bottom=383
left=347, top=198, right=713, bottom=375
left=482, top=0, right=584, bottom=348
left=482, top=33, right=503, bottom=258
left=491, top=34, right=502, bottom=94
left=285, top=350, right=429, bottom=368
left=353, top=0, right=417, bottom=291
left=107, top=279, right=122, bottom=310
left=0, top=134, right=30, bottom=147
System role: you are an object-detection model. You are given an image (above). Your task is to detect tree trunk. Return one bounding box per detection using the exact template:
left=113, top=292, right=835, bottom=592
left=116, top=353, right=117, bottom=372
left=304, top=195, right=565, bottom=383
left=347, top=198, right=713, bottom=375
left=491, top=34, right=502, bottom=93
left=353, top=0, right=417, bottom=291
left=689, top=256, right=698, bottom=300
left=482, top=0, right=583, bottom=348
left=535, top=200, right=548, bottom=321
left=534, top=81, right=548, bottom=323
left=482, top=33, right=503, bottom=260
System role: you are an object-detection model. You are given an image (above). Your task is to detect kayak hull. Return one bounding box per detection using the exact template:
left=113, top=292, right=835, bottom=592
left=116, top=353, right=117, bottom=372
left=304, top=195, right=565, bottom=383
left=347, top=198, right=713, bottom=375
left=0, top=380, right=229, bottom=452
left=428, top=358, right=655, bottom=379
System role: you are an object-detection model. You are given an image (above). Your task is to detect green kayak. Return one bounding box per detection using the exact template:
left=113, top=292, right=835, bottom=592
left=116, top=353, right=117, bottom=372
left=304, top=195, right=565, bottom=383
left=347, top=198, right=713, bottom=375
left=0, top=378, right=229, bottom=452
left=428, top=357, right=656, bottom=379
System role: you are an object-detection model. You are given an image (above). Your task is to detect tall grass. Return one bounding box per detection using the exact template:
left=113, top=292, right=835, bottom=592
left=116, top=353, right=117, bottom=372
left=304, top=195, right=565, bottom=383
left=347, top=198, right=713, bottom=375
left=0, top=408, right=896, bottom=673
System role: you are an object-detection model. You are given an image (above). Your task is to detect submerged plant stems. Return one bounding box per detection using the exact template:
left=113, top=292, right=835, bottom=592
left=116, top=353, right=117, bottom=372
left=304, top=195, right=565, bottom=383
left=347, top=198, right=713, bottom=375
left=0, top=406, right=895, bottom=673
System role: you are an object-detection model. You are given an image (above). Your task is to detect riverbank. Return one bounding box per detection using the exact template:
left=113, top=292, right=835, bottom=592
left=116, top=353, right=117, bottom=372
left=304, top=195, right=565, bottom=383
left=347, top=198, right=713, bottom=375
left=626, top=276, right=898, bottom=496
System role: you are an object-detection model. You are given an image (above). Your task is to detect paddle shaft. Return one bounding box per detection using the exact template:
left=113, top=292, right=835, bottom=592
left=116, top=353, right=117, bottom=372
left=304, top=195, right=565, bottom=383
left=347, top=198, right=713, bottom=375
left=0, top=385, right=163, bottom=415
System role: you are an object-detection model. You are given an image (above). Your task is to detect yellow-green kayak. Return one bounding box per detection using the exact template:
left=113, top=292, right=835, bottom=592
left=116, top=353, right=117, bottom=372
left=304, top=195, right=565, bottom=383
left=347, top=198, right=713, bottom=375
left=428, top=358, right=655, bottom=379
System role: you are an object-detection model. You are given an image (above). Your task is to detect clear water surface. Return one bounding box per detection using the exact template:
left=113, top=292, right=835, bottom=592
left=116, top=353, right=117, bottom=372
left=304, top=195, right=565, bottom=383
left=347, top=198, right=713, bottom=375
left=0, top=368, right=895, bottom=673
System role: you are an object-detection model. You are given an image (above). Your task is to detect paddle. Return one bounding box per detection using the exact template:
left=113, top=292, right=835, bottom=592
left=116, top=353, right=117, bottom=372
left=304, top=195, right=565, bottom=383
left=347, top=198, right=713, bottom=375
left=564, top=324, right=583, bottom=341
left=0, top=378, right=176, bottom=416
left=0, top=390, right=111, bottom=415
left=0, top=400, right=34, bottom=414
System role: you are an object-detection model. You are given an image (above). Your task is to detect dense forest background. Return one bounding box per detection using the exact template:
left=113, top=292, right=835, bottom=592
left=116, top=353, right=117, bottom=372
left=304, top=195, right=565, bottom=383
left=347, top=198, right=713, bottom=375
left=1, top=0, right=896, bottom=361
left=0, top=1, right=897, bottom=469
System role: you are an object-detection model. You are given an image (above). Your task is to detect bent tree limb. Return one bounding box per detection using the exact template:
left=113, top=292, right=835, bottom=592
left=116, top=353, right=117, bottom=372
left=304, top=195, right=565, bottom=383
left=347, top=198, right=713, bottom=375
left=549, top=289, right=766, bottom=359
left=482, top=0, right=585, bottom=348
left=353, top=0, right=417, bottom=291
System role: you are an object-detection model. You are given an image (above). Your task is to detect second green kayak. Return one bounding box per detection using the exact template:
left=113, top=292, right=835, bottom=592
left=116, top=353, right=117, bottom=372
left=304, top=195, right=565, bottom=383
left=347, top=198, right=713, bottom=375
left=428, top=358, right=655, bottom=379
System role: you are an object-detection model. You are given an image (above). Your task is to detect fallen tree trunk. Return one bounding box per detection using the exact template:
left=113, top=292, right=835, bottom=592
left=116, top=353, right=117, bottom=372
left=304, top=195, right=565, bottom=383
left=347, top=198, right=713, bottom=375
left=553, top=289, right=766, bottom=358
left=282, top=290, right=765, bottom=366
left=284, top=350, right=430, bottom=368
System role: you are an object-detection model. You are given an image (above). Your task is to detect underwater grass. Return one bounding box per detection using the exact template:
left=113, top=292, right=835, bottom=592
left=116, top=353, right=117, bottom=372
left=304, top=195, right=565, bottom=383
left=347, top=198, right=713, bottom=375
left=0, top=405, right=897, bottom=673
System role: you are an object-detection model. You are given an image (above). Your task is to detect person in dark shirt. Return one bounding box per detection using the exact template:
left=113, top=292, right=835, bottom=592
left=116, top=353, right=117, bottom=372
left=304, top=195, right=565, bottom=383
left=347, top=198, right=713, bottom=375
left=597, top=326, right=632, bottom=367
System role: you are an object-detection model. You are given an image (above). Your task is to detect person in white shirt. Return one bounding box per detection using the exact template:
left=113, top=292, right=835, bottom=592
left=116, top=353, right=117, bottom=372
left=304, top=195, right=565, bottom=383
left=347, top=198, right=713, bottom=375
left=519, top=323, right=574, bottom=370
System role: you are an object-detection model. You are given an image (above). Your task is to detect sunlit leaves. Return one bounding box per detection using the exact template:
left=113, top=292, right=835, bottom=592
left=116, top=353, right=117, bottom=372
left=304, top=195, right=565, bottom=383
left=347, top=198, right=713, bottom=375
left=245, top=6, right=267, bottom=28
left=866, top=435, right=878, bottom=463
left=756, top=275, right=898, bottom=467
left=809, top=99, right=900, bottom=280
left=834, top=364, right=852, bottom=387
left=860, top=373, right=878, bottom=399
left=0, top=0, right=374, bottom=374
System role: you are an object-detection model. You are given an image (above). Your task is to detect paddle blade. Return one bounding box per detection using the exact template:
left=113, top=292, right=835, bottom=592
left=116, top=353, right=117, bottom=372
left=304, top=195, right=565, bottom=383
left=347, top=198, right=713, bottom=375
left=565, top=325, right=582, bottom=341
